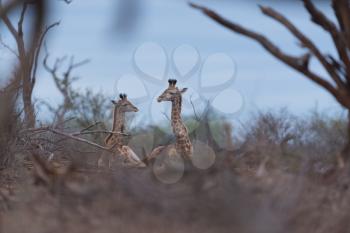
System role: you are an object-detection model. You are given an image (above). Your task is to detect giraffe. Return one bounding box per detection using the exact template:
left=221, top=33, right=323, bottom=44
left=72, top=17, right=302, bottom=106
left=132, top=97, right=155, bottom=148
left=145, top=79, right=193, bottom=163
left=98, top=94, right=146, bottom=168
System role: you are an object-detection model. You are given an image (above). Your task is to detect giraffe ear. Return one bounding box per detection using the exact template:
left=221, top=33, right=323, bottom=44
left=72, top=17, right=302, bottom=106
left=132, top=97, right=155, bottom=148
left=111, top=100, right=117, bottom=105
left=180, top=88, right=188, bottom=93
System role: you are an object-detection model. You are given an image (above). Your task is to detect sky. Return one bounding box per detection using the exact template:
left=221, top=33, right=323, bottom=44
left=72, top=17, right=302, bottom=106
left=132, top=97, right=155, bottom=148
left=0, top=0, right=345, bottom=124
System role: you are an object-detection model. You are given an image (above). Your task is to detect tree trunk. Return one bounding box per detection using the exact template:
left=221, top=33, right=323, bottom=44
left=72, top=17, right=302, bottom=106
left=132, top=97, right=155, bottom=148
left=22, top=90, right=35, bottom=128
left=341, top=109, right=350, bottom=162
left=21, top=62, right=35, bottom=128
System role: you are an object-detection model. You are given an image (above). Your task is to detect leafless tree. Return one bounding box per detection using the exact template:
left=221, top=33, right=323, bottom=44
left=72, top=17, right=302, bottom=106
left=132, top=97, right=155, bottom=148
left=191, top=0, right=350, bottom=161
left=43, top=49, right=89, bottom=126
left=0, top=0, right=58, bottom=127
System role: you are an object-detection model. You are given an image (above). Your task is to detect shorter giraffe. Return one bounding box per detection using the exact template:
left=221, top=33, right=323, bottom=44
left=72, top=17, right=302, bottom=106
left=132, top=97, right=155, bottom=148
left=98, top=94, right=145, bottom=168
left=145, top=79, right=193, bottom=163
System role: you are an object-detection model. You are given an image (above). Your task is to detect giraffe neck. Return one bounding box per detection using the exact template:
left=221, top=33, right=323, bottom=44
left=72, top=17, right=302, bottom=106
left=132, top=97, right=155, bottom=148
left=171, top=95, right=183, bottom=134
left=105, top=106, right=126, bottom=147
left=171, top=95, right=193, bottom=157
left=171, top=96, right=182, bottom=127
left=112, top=106, right=125, bottom=133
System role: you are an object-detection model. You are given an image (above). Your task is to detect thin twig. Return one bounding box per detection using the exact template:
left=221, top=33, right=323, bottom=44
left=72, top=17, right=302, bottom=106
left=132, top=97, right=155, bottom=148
left=0, top=36, right=19, bottom=58
left=189, top=95, right=200, bottom=121
left=72, top=130, right=129, bottom=137
left=0, top=4, right=19, bottom=42
left=17, top=3, right=27, bottom=37
left=31, top=21, right=60, bottom=86
left=54, top=117, right=76, bottom=127
left=21, top=127, right=128, bottom=152
left=80, top=121, right=101, bottom=133
left=42, top=128, right=110, bottom=151
left=161, top=111, right=170, bottom=122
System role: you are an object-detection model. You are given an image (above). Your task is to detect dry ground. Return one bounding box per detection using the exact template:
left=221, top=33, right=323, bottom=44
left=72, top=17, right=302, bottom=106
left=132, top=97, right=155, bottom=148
left=1, top=149, right=350, bottom=233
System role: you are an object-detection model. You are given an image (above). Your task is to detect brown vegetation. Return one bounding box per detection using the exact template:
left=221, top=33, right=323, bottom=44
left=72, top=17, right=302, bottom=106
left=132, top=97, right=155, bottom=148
left=1, top=1, right=350, bottom=233
left=0, top=105, right=350, bottom=233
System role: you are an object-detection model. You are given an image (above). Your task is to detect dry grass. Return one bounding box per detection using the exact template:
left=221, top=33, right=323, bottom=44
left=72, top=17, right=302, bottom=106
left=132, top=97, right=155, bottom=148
left=1, top=153, right=350, bottom=233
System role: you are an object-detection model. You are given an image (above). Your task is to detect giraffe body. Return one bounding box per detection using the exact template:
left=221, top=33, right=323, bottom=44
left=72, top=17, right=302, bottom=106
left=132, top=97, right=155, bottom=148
left=146, top=79, right=193, bottom=163
left=99, top=94, right=145, bottom=168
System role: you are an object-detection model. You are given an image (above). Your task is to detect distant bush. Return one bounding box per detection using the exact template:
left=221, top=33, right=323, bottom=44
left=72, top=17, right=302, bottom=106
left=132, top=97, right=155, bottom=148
left=238, top=108, right=346, bottom=156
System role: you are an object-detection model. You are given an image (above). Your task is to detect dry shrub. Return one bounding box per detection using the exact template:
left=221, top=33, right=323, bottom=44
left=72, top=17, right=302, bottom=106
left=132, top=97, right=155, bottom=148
left=240, top=108, right=297, bottom=155
left=235, top=108, right=347, bottom=176
left=299, top=110, right=347, bottom=157
left=69, top=89, right=112, bottom=130
left=2, top=152, right=350, bottom=233
left=0, top=79, right=21, bottom=168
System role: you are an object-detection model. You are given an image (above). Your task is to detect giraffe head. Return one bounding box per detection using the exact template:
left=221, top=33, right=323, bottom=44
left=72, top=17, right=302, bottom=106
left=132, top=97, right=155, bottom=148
left=157, top=79, right=188, bottom=102
left=112, top=94, right=139, bottom=112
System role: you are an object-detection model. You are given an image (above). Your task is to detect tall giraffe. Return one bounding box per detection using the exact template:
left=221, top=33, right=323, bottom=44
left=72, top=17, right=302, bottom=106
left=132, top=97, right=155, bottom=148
left=99, top=94, right=146, bottom=168
left=146, top=79, right=193, bottom=162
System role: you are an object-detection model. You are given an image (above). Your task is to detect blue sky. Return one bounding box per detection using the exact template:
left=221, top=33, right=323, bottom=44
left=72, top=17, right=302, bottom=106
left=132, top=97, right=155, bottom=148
left=0, top=0, right=344, bottom=123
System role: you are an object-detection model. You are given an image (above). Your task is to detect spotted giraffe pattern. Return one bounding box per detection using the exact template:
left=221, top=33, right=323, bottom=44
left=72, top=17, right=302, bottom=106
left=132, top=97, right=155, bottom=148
left=170, top=93, right=193, bottom=159
left=146, top=79, right=193, bottom=162
left=100, top=94, right=145, bottom=168
left=105, top=105, right=125, bottom=148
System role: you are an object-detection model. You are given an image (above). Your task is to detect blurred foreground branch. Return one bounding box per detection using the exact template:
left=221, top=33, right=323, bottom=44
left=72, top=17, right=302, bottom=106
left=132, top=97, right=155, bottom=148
left=190, top=0, right=350, bottom=162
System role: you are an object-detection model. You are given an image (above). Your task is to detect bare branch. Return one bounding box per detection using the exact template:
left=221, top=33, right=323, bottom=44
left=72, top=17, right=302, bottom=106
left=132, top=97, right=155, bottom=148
left=72, top=130, right=129, bottom=137
left=161, top=111, right=170, bottom=122
left=190, top=3, right=305, bottom=67
left=259, top=5, right=345, bottom=88
left=31, top=21, right=60, bottom=89
left=22, top=127, right=126, bottom=151
left=43, top=52, right=60, bottom=84
left=1, top=2, right=27, bottom=61
left=53, top=116, right=76, bottom=128
left=0, top=8, right=19, bottom=42
left=332, top=0, right=350, bottom=40
left=80, top=121, right=102, bottom=133
left=64, top=56, right=90, bottom=79
left=189, top=95, right=200, bottom=121
left=0, top=0, right=46, bottom=127
left=43, top=49, right=89, bottom=125
left=303, top=0, right=339, bottom=34
left=60, top=0, right=73, bottom=4
left=190, top=3, right=350, bottom=109
left=17, top=3, right=27, bottom=37
left=303, top=0, right=350, bottom=79
left=0, top=36, right=19, bottom=58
